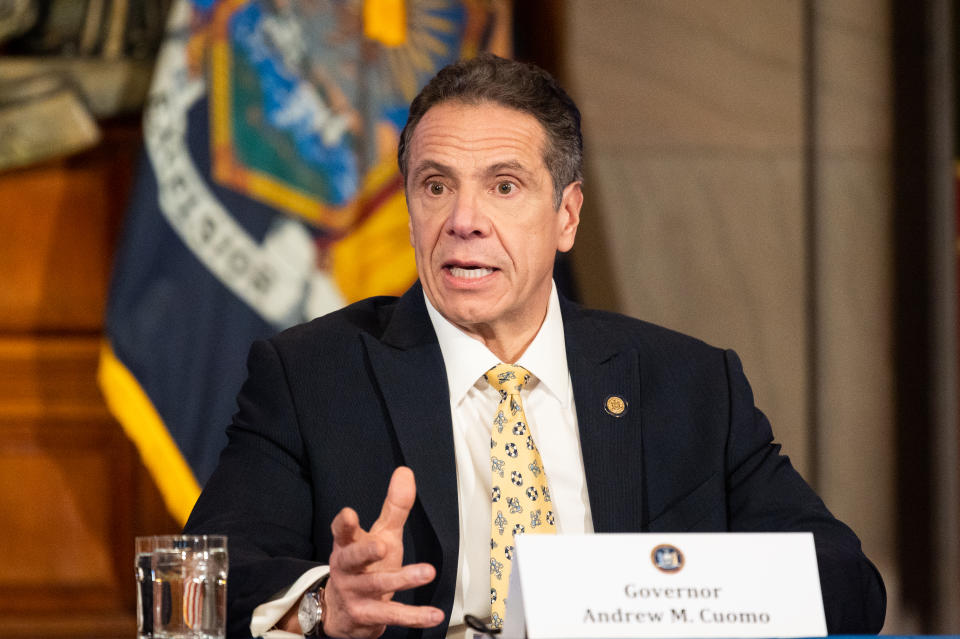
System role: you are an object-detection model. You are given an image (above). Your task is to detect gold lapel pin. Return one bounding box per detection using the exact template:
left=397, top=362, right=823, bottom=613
left=605, top=395, right=627, bottom=417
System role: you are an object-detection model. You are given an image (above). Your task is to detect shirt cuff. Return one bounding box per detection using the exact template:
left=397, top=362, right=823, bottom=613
left=250, top=566, right=330, bottom=638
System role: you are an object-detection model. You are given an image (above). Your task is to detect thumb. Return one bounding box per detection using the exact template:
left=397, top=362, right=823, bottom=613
left=372, top=466, right=416, bottom=533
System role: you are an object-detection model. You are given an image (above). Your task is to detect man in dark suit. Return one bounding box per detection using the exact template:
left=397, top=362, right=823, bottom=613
left=185, top=54, right=885, bottom=638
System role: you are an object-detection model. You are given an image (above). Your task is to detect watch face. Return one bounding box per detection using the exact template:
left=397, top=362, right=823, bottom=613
left=299, top=591, right=319, bottom=634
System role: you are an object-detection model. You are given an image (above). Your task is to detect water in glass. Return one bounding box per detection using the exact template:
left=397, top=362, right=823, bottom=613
left=152, top=540, right=227, bottom=639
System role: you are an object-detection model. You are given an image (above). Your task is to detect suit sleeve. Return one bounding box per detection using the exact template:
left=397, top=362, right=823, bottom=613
left=722, top=349, right=886, bottom=634
left=184, top=339, right=321, bottom=638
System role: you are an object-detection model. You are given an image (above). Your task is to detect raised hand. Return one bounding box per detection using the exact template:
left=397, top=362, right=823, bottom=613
left=323, top=466, right=444, bottom=638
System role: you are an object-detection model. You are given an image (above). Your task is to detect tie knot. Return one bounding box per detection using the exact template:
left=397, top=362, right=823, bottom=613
left=485, top=363, right=531, bottom=395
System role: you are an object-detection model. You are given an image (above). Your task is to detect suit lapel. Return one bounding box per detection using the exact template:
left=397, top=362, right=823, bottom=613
left=362, top=284, right=458, bottom=633
left=562, top=299, right=646, bottom=533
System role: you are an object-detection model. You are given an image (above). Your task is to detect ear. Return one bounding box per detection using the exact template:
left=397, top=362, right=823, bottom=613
left=556, top=181, right=583, bottom=253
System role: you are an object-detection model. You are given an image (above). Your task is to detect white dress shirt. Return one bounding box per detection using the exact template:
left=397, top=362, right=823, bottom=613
left=250, top=282, right=593, bottom=638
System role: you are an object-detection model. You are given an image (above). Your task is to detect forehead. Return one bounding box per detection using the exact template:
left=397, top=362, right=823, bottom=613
left=407, top=101, right=548, bottom=171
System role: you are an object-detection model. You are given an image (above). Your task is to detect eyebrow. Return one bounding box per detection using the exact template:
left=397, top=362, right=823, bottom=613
left=487, top=161, right=528, bottom=176
left=410, top=160, right=454, bottom=181
left=409, top=159, right=533, bottom=182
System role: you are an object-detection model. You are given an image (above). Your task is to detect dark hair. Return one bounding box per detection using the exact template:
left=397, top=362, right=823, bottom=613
left=398, top=53, right=583, bottom=208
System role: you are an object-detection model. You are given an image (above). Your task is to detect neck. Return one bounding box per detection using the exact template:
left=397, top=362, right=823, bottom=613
left=456, top=303, right=548, bottom=363
left=475, top=330, right=537, bottom=364
left=423, top=281, right=555, bottom=363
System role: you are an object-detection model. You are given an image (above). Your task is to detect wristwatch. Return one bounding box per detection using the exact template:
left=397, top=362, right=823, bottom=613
left=298, top=578, right=328, bottom=637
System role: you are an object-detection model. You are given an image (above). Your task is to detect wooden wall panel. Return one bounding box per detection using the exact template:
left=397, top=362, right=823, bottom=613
left=0, top=125, right=137, bottom=332
left=0, top=338, right=105, bottom=410
left=0, top=416, right=130, bottom=608
left=0, top=123, right=179, bottom=639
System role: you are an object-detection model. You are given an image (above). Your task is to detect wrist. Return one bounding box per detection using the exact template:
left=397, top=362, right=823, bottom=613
left=275, top=603, right=301, bottom=633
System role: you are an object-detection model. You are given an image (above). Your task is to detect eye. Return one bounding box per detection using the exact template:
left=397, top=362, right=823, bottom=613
left=496, top=182, right=514, bottom=195
left=428, top=182, right=445, bottom=195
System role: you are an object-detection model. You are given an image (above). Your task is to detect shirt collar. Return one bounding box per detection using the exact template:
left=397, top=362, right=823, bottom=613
left=424, top=282, right=571, bottom=408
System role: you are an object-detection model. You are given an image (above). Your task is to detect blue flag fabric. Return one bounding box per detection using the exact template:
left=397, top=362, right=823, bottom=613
left=100, top=0, right=505, bottom=524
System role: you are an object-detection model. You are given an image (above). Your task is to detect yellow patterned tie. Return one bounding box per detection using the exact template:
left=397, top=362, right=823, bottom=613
left=485, top=363, right=556, bottom=629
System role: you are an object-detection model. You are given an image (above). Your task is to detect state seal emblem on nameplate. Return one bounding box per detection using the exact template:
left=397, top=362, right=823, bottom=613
left=651, top=544, right=684, bottom=573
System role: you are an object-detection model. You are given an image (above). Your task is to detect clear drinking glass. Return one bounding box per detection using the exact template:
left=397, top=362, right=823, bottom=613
left=151, top=535, right=228, bottom=639
left=135, top=536, right=157, bottom=639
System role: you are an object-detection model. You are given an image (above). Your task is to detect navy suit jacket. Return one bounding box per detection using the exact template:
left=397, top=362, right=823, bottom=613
left=185, top=282, right=885, bottom=637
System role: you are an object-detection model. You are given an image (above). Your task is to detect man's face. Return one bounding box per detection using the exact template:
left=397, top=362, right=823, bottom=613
left=405, top=101, right=582, bottom=346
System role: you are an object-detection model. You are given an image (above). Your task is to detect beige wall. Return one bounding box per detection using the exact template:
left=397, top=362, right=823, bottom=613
left=562, top=0, right=903, bottom=630
left=808, top=0, right=898, bottom=625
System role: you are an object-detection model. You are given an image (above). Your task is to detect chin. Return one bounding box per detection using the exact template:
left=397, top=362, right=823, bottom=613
left=440, top=301, right=499, bottom=327
left=445, top=307, right=493, bottom=327
left=428, top=283, right=504, bottom=324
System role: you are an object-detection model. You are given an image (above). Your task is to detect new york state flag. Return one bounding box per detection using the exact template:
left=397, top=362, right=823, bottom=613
left=100, top=0, right=509, bottom=524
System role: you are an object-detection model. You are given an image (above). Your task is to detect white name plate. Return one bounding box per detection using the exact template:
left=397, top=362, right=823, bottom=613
left=501, top=533, right=826, bottom=639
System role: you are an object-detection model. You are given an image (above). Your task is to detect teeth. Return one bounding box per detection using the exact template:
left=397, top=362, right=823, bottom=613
left=449, top=266, right=494, bottom=279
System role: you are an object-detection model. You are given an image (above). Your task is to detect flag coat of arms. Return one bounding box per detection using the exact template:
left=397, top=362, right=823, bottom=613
left=100, top=0, right=508, bottom=524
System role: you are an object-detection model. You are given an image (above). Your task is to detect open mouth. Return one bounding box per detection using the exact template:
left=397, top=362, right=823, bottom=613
left=447, top=265, right=496, bottom=279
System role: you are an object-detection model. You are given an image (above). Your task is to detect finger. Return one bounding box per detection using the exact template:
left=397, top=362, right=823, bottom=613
left=372, top=466, right=416, bottom=533
left=331, top=507, right=363, bottom=547
left=342, top=562, right=436, bottom=597
left=341, top=599, right=444, bottom=630
left=335, top=537, right=387, bottom=572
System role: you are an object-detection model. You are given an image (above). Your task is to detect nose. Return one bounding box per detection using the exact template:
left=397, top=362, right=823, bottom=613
left=445, top=189, right=490, bottom=238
